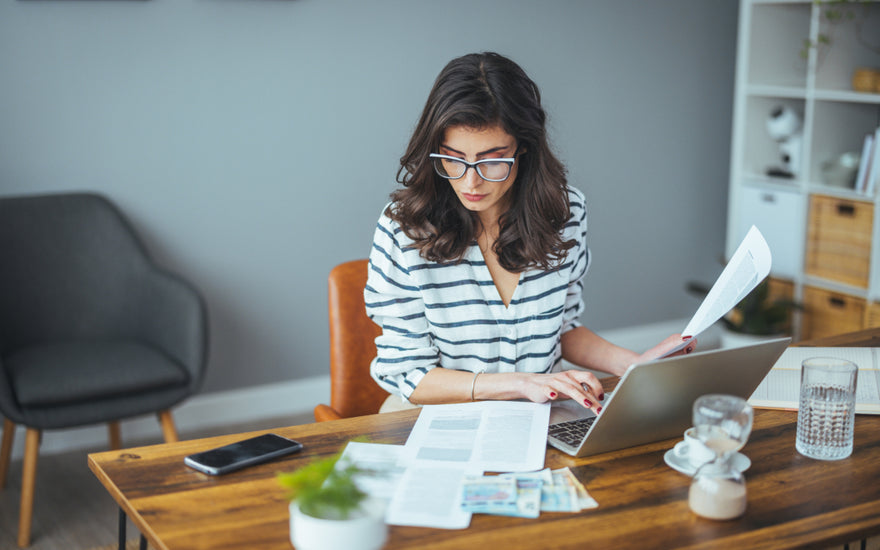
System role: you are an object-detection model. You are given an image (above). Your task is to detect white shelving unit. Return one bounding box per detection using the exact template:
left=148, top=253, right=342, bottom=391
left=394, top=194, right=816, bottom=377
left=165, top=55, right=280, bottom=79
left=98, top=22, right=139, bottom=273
left=727, top=0, right=880, bottom=340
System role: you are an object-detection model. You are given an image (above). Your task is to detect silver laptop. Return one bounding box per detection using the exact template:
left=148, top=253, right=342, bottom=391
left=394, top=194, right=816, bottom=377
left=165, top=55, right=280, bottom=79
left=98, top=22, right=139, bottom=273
left=547, top=337, right=791, bottom=457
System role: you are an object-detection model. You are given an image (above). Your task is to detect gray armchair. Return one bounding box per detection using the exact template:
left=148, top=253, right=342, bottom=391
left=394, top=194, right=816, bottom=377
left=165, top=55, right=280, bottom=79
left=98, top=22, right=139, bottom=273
left=0, top=192, right=208, bottom=547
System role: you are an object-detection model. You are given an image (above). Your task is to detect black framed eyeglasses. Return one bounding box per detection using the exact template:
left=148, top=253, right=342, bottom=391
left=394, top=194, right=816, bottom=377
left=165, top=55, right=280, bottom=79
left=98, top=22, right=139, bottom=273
left=429, top=153, right=517, bottom=182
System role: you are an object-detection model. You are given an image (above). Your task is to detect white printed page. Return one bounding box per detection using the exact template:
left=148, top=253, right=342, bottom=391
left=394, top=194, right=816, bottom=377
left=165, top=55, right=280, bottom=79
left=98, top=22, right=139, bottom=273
left=336, top=435, right=476, bottom=529
left=662, top=226, right=772, bottom=358
left=384, top=464, right=477, bottom=529
left=401, top=401, right=550, bottom=472
left=381, top=401, right=550, bottom=529
left=337, top=441, right=406, bottom=502
left=682, top=225, right=772, bottom=338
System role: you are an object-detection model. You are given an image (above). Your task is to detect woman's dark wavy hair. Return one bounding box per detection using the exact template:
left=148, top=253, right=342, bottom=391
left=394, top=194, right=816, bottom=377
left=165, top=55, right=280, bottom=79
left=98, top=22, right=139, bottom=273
left=389, top=52, right=575, bottom=272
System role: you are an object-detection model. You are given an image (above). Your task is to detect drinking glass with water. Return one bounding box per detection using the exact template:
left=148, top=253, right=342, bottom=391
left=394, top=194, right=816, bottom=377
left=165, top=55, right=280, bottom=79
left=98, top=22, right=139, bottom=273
left=796, top=357, right=858, bottom=461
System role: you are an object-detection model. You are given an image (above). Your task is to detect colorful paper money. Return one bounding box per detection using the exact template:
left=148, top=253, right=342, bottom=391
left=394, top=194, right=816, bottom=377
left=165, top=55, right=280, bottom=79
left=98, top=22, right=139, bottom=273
left=461, top=475, right=519, bottom=515
left=553, top=467, right=598, bottom=510
left=460, top=467, right=597, bottom=517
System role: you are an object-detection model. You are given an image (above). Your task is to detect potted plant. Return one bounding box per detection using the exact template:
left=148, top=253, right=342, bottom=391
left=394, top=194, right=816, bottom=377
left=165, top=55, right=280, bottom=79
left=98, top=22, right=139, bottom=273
left=799, top=0, right=880, bottom=64
left=686, top=278, right=802, bottom=347
left=277, top=451, right=387, bottom=550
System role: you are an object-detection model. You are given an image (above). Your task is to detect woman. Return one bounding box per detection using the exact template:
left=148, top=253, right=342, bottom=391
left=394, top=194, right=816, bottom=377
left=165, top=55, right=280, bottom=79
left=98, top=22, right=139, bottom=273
left=365, top=52, right=694, bottom=413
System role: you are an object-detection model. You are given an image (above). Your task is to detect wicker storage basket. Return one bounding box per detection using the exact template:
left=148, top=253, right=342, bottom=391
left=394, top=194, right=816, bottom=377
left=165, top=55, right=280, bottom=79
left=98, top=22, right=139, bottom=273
left=801, top=286, right=866, bottom=341
left=805, top=195, right=873, bottom=288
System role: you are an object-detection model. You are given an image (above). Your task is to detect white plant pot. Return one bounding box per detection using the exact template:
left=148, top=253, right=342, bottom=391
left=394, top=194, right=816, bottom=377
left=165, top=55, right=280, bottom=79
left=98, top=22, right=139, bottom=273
left=289, top=500, right=387, bottom=550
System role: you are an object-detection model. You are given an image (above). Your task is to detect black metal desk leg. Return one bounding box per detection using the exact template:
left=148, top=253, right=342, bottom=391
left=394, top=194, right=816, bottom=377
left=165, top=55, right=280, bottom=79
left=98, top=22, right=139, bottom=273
left=117, top=508, right=149, bottom=550
left=118, top=507, right=127, bottom=550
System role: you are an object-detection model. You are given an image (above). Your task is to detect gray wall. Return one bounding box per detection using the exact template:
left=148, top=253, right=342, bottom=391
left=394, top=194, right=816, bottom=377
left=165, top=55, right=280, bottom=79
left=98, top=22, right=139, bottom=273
left=0, top=0, right=737, bottom=394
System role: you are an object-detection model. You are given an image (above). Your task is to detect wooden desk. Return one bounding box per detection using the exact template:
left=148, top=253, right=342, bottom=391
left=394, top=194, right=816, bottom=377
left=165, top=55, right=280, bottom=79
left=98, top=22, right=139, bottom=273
left=90, top=334, right=880, bottom=550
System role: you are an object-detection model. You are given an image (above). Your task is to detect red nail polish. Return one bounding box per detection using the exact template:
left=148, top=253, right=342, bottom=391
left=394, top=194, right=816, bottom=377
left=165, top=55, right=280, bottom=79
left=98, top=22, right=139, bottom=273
left=584, top=399, right=592, bottom=407
left=683, top=335, right=692, bottom=340
left=597, top=406, right=603, bottom=412
left=549, top=391, right=557, bottom=398
left=599, top=393, right=605, bottom=401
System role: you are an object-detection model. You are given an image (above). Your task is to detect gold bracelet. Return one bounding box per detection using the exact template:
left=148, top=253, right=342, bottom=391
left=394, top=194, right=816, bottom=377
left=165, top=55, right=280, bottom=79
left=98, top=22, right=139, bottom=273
left=471, top=372, right=481, bottom=401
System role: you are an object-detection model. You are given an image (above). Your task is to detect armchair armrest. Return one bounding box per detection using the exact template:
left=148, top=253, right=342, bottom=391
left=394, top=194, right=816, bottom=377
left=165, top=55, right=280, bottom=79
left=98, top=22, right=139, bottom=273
left=313, top=404, right=342, bottom=422
left=134, top=267, right=209, bottom=392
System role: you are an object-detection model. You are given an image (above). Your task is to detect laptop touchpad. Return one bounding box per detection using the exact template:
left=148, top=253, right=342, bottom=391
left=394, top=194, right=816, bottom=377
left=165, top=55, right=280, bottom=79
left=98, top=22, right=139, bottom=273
left=549, top=399, right=597, bottom=425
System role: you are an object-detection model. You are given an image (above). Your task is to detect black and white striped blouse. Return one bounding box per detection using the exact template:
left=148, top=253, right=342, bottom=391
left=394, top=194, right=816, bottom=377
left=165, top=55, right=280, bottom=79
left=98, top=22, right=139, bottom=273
left=365, top=187, right=590, bottom=400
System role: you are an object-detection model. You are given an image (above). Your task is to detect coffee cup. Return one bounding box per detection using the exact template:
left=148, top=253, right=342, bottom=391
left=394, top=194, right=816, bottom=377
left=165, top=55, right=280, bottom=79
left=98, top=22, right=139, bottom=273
left=672, top=427, right=715, bottom=470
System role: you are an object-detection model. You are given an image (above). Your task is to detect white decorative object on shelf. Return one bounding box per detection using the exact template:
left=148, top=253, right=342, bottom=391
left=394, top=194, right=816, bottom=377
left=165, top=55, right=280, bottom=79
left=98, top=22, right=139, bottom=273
left=765, top=105, right=803, bottom=179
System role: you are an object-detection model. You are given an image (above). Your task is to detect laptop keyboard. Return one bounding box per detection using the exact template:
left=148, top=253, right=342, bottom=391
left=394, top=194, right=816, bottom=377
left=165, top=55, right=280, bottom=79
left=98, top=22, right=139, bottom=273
left=548, top=416, right=596, bottom=448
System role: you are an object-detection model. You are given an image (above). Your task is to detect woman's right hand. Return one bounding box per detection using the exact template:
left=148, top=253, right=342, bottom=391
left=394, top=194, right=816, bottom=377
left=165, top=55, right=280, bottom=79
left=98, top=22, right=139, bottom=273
left=410, top=366, right=605, bottom=414
left=522, top=369, right=605, bottom=413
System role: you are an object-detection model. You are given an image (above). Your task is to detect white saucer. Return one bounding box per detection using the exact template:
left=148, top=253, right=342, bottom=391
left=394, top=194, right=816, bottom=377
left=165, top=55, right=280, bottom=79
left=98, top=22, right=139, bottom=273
left=663, top=448, right=751, bottom=477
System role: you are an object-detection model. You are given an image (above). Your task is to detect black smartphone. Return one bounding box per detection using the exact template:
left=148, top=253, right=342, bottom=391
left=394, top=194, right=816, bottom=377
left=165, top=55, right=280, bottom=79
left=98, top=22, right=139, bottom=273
left=183, top=433, right=303, bottom=475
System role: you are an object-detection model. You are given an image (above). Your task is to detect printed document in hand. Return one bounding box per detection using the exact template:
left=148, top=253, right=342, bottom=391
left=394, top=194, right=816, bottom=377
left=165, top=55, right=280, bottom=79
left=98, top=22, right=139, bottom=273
left=750, top=347, right=880, bottom=414
left=664, top=225, right=772, bottom=357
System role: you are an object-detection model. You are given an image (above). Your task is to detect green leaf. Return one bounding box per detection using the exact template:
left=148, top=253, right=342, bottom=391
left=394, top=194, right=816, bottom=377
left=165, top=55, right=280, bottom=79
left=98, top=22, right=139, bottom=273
left=277, top=445, right=369, bottom=520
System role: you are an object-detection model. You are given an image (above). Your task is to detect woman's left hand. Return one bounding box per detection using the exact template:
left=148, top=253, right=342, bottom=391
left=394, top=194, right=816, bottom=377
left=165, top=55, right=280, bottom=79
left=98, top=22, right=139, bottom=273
left=638, top=334, right=697, bottom=362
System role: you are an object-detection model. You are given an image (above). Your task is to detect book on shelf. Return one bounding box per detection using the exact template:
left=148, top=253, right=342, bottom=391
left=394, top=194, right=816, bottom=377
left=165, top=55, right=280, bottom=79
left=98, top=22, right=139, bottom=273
left=864, top=126, right=880, bottom=197
left=855, top=131, right=875, bottom=194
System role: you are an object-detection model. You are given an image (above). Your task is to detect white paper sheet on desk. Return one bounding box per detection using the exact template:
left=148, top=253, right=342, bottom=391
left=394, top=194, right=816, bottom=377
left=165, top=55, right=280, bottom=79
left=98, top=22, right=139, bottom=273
left=401, top=400, right=551, bottom=473
left=385, top=463, right=478, bottom=529
left=384, top=401, right=549, bottom=529
left=338, top=441, right=406, bottom=502
left=663, top=225, right=772, bottom=357
left=338, top=440, right=476, bottom=529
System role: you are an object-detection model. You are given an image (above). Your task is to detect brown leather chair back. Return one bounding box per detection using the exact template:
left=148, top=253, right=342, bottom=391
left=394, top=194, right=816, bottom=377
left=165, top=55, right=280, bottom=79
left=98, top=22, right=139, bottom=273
left=314, top=259, right=387, bottom=421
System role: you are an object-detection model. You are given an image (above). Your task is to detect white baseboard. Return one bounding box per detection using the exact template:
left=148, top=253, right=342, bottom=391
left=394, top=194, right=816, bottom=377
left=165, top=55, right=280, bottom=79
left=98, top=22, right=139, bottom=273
left=4, top=318, right=715, bottom=460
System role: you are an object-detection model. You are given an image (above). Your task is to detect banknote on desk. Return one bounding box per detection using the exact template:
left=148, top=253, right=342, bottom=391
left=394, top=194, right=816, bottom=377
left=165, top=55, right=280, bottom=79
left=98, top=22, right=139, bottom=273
left=460, top=467, right=597, bottom=517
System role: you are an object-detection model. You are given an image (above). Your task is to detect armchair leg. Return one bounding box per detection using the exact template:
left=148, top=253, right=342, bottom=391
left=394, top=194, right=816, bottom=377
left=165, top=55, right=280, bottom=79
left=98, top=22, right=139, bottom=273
left=1, top=419, right=15, bottom=489
left=18, top=427, right=40, bottom=548
left=108, top=422, right=122, bottom=451
left=157, top=410, right=179, bottom=443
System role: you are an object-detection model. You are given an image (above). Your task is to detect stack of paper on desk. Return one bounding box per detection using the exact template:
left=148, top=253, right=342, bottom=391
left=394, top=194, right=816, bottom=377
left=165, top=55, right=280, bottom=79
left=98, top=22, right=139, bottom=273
left=749, top=347, right=880, bottom=414
left=336, top=401, right=553, bottom=529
